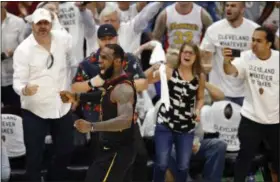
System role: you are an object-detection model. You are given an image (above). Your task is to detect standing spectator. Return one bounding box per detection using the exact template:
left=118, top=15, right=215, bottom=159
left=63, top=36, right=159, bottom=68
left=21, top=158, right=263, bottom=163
left=200, top=2, right=259, bottom=106
left=1, top=2, right=26, bottom=107
left=24, top=2, right=68, bottom=39
left=153, top=2, right=213, bottom=50
left=58, top=2, right=95, bottom=62
left=219, top=2, right=275, bottom=26
left=168, top=83, right=227, bottom=182
left=145, top=42, right=205, bottom=182
left=223, top=27, right=279, bottom=182
left=93, top=2, right=163, bottom=53
left=13, top=8, right=76, bottom=181
left=117, top=2, right=147, bottom=23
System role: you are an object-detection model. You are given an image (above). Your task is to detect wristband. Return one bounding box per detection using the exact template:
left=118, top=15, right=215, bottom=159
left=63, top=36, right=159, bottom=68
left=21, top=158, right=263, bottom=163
left=90, top=123, right=94, bottom=132
left=88, top=80, right=94, bottom=88
left=89, top=75, right=105, bottom=88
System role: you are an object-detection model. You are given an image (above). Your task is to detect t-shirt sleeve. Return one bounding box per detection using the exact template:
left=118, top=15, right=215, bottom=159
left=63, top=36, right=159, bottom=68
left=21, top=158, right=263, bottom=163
left=200, top=28, right=216, bottom=53
left=231, top=54, right=247, bottom=80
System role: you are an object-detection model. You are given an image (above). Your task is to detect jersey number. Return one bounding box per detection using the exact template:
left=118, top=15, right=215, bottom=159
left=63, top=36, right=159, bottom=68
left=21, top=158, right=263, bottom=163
left=173, top=31, right=194, bottom=44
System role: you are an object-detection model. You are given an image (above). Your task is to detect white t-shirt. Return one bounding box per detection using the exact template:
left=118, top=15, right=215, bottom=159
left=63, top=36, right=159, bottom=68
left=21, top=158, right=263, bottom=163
left=118, top=3, right=138, bottom=23
left=212, top=101, right=241, bottom=151
left=58, top=2, right=85, bottom=62
left=1, top=114, right=26, bottom=157
left=232, top=50, right=279, bottom=124
left=200, top=18, right=259, bottom=97
left=201, top=101, right=242, bottom=151
left=200, top=105, right=215, bottom=133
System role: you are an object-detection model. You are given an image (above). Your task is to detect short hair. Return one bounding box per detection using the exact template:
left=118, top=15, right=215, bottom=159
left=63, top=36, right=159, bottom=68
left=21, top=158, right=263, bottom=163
left=105, top=44, right=125, bottom=62
left=255, top=26, right=275, bottom=48
left=99, top=4, right=120, bottom=20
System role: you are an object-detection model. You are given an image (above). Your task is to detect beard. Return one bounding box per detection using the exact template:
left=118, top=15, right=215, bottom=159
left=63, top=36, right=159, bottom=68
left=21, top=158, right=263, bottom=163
left=100, top=64, right=114, bottom=80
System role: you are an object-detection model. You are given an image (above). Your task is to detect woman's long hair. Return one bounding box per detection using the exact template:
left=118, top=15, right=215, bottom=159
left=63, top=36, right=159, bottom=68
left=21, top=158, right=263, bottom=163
left=176, top=42, right=203, bottom=76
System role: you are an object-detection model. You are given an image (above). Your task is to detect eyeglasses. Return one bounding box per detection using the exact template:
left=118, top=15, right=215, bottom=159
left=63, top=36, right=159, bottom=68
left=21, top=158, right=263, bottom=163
left=46, top=53, right=54, bottom=69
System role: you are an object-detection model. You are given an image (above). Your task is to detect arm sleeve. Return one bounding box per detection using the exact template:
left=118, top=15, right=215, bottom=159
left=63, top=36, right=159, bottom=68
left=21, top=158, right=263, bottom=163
left=17, top=19, right=27, bottom=43
left=65, top=34, right=79, bottom=79
left=80, top=9, right=96, bottom=39
left=132, top=2, right=163, bottom=34
left=13, top=48, right=29, bottom=96
left=200, top=28, right=216, bottom=53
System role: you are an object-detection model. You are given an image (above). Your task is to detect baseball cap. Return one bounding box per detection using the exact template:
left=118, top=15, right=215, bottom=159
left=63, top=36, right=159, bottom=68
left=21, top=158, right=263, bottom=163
left=32, top=8, right=52, bottom=24
left=97, top=24, right=118, bottom=39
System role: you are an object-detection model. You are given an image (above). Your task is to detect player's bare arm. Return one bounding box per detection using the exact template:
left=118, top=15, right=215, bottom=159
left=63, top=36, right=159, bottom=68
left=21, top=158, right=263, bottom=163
left=74, top=83, right=135, bottom=133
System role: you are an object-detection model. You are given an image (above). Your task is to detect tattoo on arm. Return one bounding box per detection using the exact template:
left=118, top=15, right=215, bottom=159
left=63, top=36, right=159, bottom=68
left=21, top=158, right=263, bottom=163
left=92, top=83, right=134, bottom=132
left=152, top=10, right=167, bottom=41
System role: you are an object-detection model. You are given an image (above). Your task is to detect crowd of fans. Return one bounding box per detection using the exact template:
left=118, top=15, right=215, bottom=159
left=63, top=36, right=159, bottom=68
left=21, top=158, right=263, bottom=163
left=1, top=1, right=279, bottom=182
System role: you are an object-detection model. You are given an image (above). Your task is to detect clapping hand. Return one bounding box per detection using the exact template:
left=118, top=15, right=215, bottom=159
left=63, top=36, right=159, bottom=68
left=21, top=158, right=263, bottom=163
left=59, top=91, right=78, bottom=104
left=22, top=84, right=39, bottom=96
left=74, top=119, right=92, bottom=133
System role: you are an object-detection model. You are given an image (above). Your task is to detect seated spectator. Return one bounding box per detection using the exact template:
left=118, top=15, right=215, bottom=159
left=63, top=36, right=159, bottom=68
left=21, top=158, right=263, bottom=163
left=202, top=101, right=242, bottom=152
left=1, top=106, right=26, bottom=158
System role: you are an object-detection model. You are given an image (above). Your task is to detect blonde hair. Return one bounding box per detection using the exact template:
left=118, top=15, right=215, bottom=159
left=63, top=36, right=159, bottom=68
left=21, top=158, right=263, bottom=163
left=99, top=4, right=120, bottom=20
